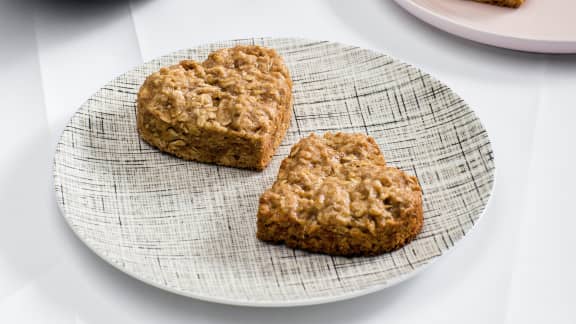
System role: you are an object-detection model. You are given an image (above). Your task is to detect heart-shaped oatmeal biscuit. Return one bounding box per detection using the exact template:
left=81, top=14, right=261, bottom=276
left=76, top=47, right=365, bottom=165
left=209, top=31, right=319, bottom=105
left=257, top=132, right=423, bottom=256
left=136, top=45, right=293, bottom=170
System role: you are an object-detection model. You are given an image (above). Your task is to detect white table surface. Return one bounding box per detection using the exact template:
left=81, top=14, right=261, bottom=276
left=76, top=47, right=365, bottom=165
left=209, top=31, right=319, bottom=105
left=1, top=0, right=575, bottom=323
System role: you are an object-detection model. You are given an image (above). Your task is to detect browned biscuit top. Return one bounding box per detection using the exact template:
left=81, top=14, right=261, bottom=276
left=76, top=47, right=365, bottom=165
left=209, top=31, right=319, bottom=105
left=472, top=0, right=524, bottom=8
left=137, top=45, right=292, bottom=136
left=259, top=132, right=421, bottom=236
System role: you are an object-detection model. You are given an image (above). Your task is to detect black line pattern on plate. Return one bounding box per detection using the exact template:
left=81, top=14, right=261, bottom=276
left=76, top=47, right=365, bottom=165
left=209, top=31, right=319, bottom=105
left=53, top=38, right=495, bottom=305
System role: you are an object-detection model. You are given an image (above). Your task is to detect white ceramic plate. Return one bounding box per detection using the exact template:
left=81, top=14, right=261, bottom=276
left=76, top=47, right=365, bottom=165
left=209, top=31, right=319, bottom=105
left=395, top=0, right=576, bottom=53
left=53, top=38, right=495, bottom=306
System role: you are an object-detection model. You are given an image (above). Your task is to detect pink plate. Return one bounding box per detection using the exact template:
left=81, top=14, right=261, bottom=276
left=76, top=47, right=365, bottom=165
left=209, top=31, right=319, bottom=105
left=395, top=0, right=576, bottom=53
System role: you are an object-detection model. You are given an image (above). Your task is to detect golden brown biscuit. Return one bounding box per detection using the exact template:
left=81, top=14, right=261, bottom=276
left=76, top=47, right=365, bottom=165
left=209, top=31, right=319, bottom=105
left=472, top=0, right=524, bottom=8
left=257, top=132, right=423, bottom=257
left=136, top=45, right=292, bottom=170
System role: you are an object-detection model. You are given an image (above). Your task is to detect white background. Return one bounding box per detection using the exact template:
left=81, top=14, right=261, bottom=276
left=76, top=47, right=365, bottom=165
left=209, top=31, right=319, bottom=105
left=0, top=0, right=575, bottom=323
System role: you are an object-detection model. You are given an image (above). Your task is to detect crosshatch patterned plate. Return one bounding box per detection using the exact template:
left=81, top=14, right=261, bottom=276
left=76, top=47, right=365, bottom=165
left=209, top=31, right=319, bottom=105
left=53, top=38, right=495, bottom=306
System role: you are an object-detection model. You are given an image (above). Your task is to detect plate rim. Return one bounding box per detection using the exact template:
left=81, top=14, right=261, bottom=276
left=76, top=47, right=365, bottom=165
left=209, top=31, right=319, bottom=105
left=52, top=37, right=497, bottom=307
left=394, top=0, right=576, bottom=54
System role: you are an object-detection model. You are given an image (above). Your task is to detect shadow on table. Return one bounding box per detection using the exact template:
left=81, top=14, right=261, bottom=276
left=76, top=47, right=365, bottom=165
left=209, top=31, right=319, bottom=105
left=1, top=0, right=150, bottom=63
left=327, top=0, right=576, bottom=81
